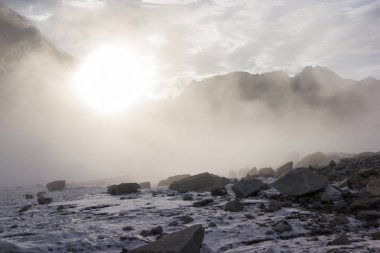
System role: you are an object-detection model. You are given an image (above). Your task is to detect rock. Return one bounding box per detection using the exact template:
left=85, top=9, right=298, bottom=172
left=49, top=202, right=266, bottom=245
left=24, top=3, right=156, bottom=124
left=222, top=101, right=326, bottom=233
left=150, top=226, right=163, bottom=235
left=224, top=199, right=244, bottom=212
left=179, top=215, right=194, bottom=224
left=372, top=232, right=380, bottom=240
left=158, top=174, right=191, bottom=186
left=275, top=161, right=293, bottom=178
left=367, top=178, right=380, bottom=196
left=107, top=183, right=140, bottom=195
left=183, top=194, right=194, bottom=201
left=139, top=182, right=151, bottom=189
left=348, top=173, right=367, bottom=189
left=24, top=194, right=33, bottom=199
left=328, top=233, right=350, bottom=245
left=18, top=205, right=31, bottom=213
left=258, top=167, right=275, bottom=177
left=193, top=198, right=213, bottom=207
left=332, top=214, right=348, bottom=225
left=129, top=224, right=204, bottom=253
left=317, top=184, right=342, bottom=201
left=56, top=205, right=65, bottom=211
left=37, top=196, right=52, bottom=205
left=350, top=197, right=380, bottom=210
left=267, top=200, right=287, bottom=212
left=358, top=168, right=377, bottom=178
left=356, top=210, right=380, bottom=219
left=208, top=222, right=217, bottom=227
left=272, top=168, right=328, bottom=196
left=46, top=180, right=65, bottom=191
left=211, top=188, right=227, bottom=196
left=169, top=172, right=229, bottom=193
left=140, top=230, right=151, bottom=237
left=37, top=191, right=46, bottom=197
left=272, top=221, right=291, bottom=233
left=232, top=178, right=265, bottom=198
left=247, top=167, right=258, bottom=177
left=168, top=221, right=179, bottom=226
left=123, top=226, right=134, bottom=231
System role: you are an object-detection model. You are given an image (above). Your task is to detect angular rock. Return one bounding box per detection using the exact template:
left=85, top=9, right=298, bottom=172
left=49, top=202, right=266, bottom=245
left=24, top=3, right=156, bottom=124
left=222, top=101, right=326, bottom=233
left=158, top=174, right=191, bottom=186
left=193, top=198, right=213, bottom=207
left=179, top=215, right=194, bottom=224
left=232, top=178, right=265, bottom=198
left=150, top=226, right=163, bottom=236
left=46, top=180, right=65, bottom=191
left=107, top=183, right=140, bottom=195
left=224, top=199, right=244, bottom=212
left=317, top=184, right=342, bottom=201
left=139, top=182, right=151, bottom=189
left=328, top=233, right=350, bottom=245
left=211, top=188, right=227, bottom=197
left=275, top=161, right=293, bottom=178
left=350, top=197, right=380, bottom=210
left=356, top=210, right=380, bottom=219
left=129, top=224, right=204, bottom=253
left=267, top=200, right=288, bottom=212
left=272, top=168, right=328, bottom=196
left=258, top=167, right=275, bottom=177
left=272, top=221, right=291, bottom=233
left=247, top=167, right=258, bottom=177
left=367, top=178, right=380, bottom=196
left=37, top=196, right=52, bottom=205
left=24, top=194, right=33, bottom=199
left=169, top=172, right=229, bottom=193
left=18, top=205, right=31, bottom=213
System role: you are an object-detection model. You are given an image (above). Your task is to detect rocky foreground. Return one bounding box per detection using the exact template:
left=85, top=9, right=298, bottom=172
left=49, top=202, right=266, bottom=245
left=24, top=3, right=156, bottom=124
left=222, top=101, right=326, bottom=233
left=1, top=152, right=380, bottom=252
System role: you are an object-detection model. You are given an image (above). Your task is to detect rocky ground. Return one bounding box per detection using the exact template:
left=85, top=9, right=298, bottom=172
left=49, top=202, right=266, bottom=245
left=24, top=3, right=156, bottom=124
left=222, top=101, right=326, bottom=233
left=1, top=153, right=380, bottom=252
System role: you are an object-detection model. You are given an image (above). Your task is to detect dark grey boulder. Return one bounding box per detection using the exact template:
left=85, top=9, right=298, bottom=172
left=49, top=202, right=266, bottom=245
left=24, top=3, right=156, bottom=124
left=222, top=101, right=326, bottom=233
left=272, top=168, right=328, bottom=196
left=258, top=167, right=275, bottom=177
left=46, top=180, right=65, bottom=191
left=107, top=183, right=140, bottom=195
left=129, top=224, right=204, bottom=253
left=37, top=196, right=52, bottom=205
left=24, top=194, right=33, bottom=199
left=18, top=205, right=31, bottom=213
left=169, top=172, right=229, bottom=193
left=158, top=174, right=191, bottom=186
left=232, top=178, right=265, bottom=198
left=224, top=199, right=244, bottom=212
left=247, top=167, right=258, bottom=177
left=328, top=233, right=350, bottom=245
left=275, top=161, right=293, bottom=178
left=193, top=198, right=213, bottom=207
left=139, top=182, right=151, bottom=189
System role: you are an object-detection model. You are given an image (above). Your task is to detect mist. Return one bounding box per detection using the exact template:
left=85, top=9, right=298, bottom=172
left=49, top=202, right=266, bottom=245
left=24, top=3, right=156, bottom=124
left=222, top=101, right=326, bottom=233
left=1, top=1, right=380, bottom=187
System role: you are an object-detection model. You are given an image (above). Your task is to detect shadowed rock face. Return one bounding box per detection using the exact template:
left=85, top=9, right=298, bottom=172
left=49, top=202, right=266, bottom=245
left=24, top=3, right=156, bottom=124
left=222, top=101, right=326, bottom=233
left=232, top=178, right=265, bottom=198
left=107, top=183, right=141, bottom=195
left=276, top=161, right=293, bottom=178
left=158, top=174, right=191, bottom=186
left=129, top=224, right=205, bottom=253
left=272, top=168, right=328, bottom=196
left=169, top=172, right=229, bottom=193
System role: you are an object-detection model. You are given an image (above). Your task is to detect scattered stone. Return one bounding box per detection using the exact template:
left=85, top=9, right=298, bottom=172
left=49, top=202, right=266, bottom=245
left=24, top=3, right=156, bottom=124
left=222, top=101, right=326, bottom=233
left=259, top=167, right=275, bottom=177
left=232, top=178, right=265, bottom=198
left=317, top=184, right=342, bottom=201
left=295, top=152, right=328, bottom=168
left=276, top=161, right=293, bottom=178
left=46, top=180, right=66, bottom=191
left=272, top=221, right=291, bottom=233
left=358, top=168, right=377, bottom=178
left=224, top=199, right=244, bottom=212
left=193, top=198, right=213, bottom=207
left=122, top=226, right=134, bottom=231
left=267, top=200, right=287, bottom=212
left=367, top=178, right=380, bottom=196
left=37, top=196, right=52, bottom=205
left=129, top=224, right=204, bottom=253
left=169, top=172, right=229, bottom=193
left=158, top=174, right=191, bottom=186
left=140, top=230, right=151, bottom=237
left=168, top=221, right=179, bottom=226
left=272, top=168, right=328, bottom=196
left=107, top=183, right=141, bottom=195
left=150, top=226, right=163, bottom=235
left=247, top=167, right=258, bottom=177
left=18, top=205, right=31, bottom=213
left=372, top=232, right=380, bottom=240
left=356, top=210, right=380, bottom=219
left=211, top=188, right=227, bottom=197
left=183, top=194, right=194, bottom=201
left=328, top=233, right=350, bottom=245
left=332, top=214, right=348, bottom=225
left=24, top=194, right=33, bottom=199
left=139, top=182, right=151, bottom=189
left=37, top=191, right=46, bottom=197
left=350, top=197, right=380, bottom=210
left=56, top=205, right=65, bottom=211
left=179, top=215, right=194, bottom=224
left=208, top=222, right=217, bottom=227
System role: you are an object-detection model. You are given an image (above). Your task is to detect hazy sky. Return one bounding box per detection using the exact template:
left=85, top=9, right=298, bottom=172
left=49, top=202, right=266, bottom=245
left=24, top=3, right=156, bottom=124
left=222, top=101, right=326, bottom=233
left=1, top=0, right=380, bottom=86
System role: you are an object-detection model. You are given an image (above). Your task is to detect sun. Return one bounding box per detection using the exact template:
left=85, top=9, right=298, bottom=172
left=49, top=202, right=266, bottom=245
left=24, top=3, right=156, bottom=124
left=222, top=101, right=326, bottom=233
left=72, top=45, right=156, bottom=113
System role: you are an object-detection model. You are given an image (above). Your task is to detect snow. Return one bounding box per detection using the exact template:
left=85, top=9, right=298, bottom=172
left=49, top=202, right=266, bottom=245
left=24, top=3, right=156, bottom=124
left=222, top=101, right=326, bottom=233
left=0, top=185, right=379, bottom=252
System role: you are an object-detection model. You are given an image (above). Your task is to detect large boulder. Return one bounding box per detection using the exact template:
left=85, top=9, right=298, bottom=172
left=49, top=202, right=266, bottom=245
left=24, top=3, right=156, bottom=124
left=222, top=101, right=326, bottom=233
left=295, top=152, right=328, bottom=168
left=107, top=183, right=140, bottom=195
left=129, top=224, right=204, bottom=253
left=158, top=174, right=191, bottom=186
left=169, top=172, right=229, bottom=193
left=46, top=180, right=65, bottom=191
left=247, top=167, right=258, bottom=177
left=139, top=182, right=151, bottom=189
left=367, top=178, right=380, bottom=196
left=275, top=161, right=293, bottom=178
left=272, top=168, right=328, bottom=196
left=258, top=167, right=275, bottom=177
left=232, top=178, right=265, bottom=198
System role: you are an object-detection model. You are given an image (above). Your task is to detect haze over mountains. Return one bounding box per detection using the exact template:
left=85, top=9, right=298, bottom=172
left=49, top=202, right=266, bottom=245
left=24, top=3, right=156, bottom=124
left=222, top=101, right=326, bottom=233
left=0, top=4, right=380, bottom=186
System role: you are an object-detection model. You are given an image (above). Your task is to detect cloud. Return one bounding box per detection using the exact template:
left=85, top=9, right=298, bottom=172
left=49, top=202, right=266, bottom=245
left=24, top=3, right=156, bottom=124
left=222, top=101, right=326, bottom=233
left=2, top=0, right=380, bottom=87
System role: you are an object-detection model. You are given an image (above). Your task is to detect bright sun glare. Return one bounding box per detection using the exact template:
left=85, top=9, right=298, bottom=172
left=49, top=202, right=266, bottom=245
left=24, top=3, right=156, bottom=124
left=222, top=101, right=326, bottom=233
left=72, top=46, right=156, bottom=113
